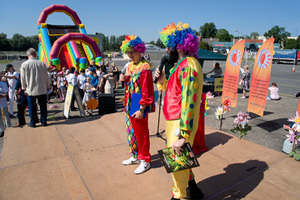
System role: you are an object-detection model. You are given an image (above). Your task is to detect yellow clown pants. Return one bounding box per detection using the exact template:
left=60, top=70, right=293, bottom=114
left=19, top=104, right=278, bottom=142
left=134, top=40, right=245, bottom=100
left=166, top=119, right=197, bottom=199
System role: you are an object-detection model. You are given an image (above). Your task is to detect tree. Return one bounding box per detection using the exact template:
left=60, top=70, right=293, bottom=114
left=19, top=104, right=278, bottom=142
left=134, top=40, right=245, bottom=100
left=296, top=35, right=300, bottom=49
left=0, top=33, right=11, bottom=51
left=216, top=29, right=232, bottom=42
left=116, top=35, right=125, bottom=51
left=194, top=30, right=200, bottom=36
left=199, top=22, right=217, bottom=38
left=264, top=26, right=291, bottom=45
left=149, top=41, right=155, bottom=45
left=109, top=35, right=117, bottom=51
left=155, top=38, right=164, bottom=48
left=250, top=32, right=259, bottom=39
left=10, top=34, right=29, bottom=51
left=284, top=39, right=297, bottom=49
left=26, top=35, right=39, bottom=50
left=100, top=33, right=109, bottom=52
left=198, top=41, right=212, bottom=51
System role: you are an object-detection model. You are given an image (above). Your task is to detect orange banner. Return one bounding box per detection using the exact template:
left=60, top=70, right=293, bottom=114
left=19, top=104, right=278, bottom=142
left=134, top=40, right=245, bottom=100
left=297, top=99, right=300, bottom=116
left=222, top=40, right=245, bottom=107
left=247, top=38, right=274, bottom=116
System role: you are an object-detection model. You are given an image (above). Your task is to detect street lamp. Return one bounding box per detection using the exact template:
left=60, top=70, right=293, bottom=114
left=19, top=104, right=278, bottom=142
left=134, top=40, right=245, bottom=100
left=235, top=30, right=239, bottom=42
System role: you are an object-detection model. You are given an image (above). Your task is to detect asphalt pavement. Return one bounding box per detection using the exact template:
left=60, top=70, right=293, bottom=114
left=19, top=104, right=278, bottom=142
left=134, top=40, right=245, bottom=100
left=0, top=58, right=299, bottom=154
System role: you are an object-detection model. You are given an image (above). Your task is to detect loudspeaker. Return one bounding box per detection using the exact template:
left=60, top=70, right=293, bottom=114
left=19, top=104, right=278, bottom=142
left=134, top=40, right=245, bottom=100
left=98, top=94, right=116, bottom=115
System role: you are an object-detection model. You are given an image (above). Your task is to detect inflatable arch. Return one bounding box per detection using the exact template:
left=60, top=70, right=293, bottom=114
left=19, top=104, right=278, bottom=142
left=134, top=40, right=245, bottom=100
left=49, top=33, right=102, bottom=70
left=37, top=4, right=81, bottom=26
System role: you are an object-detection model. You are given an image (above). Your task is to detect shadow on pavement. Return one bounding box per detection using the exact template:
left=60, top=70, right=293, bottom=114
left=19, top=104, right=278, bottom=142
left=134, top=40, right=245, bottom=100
left=256, top=118, right=288, bottom=132
left=198, top=160, right=268, bottom=200
left=248, top=111, right=274, bottom=120
left=205, top=131, right=233, bottom=151
left=150, top=153, right=163, bottom=169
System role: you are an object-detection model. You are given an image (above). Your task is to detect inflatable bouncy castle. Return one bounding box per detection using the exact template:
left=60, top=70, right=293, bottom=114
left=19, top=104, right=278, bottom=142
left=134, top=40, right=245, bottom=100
left=37, top=4, right=102, bottom=71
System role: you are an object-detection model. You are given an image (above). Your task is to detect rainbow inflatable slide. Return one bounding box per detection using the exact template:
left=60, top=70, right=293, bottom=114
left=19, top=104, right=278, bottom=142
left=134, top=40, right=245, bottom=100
left=37, top=4, right=102, bottom=71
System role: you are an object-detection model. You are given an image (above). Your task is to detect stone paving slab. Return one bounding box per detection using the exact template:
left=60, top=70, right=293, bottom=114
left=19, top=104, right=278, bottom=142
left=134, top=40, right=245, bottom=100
left=0, top=111, right=299, bottom=200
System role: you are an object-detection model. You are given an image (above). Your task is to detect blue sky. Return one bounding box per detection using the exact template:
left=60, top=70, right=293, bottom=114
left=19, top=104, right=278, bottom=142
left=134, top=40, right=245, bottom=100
left=1, top=0, right=299, bottom=42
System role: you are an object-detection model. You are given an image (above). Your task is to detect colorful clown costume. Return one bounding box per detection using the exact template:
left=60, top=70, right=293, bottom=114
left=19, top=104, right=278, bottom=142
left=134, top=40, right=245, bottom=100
left=124, top=59, right=155, bottom=163
left=160, top=56, right=203, bottom=199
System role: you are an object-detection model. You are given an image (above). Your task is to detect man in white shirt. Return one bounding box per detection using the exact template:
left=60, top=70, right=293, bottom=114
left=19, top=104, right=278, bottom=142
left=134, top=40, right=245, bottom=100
left=5, top=64, right=19, bottom=117
left=21, top=48, right=50, bottom=127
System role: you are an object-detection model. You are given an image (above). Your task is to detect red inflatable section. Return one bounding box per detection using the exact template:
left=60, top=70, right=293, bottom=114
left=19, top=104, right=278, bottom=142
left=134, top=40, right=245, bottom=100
left=192, top=93, right=209, bottom=154
left=38, top=4, right=82, bottom=25
left=49, top=33, right=102, bottom=60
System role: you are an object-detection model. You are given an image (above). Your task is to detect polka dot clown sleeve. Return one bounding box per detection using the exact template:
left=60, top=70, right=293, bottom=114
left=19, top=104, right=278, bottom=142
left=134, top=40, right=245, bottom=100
left=179, top=65, right=199, bottom=139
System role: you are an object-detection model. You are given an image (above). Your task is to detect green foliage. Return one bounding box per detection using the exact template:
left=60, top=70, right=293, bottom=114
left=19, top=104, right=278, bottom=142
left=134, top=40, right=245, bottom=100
left=149, top=41, right=155, bottom=45
left=194, top=30, right=200, bottom=36
left=0, top=60, right=13, bottom=64
left=264, top=26, right=291, bottom=45
left=109, top=35, right=117, bottom=51
left=0, top=33, right=11, bottom=51
left=0, top=33, right=39, bottom=51
left=199, top=22, right=217, bottom=38
left=26, top=35, right=39, bottom=50
left=216, top=29, right=232, bottom=42
left=296, top=35, right=300, bottom=49
left=250, top=32, right=259, bottom=39
left=284, top=39, right=297, bottom=49
left=156, top=38, right=164, bottom=48
left=231, top=124, right=251, bottom=139
left=198, top=41, right=212, bottom=51
left=99, top=33, right=125, bottom=52
left=289, top=151, right=300, bottom=161
left=10, top=34, right=28, bottom=51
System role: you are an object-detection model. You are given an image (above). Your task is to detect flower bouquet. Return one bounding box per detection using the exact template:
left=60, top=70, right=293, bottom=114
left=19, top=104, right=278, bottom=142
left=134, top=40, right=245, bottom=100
left=230, top=112, right=251, bottom=139
left=215, top=99, right=232, bottom=130
left=284, top=113, right=300, bottom=161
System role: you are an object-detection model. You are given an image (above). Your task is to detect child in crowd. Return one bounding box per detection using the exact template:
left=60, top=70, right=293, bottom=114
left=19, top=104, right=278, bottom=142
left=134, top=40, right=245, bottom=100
left=77, top=69, right=86, bottom=100
left=47, top=67, right=52, bottom=103
left=267, top=82, right=281, bottom=100
left=0, top=72, right=11, bottom=137
left=57, top=71, right=67, bottom=101
left=52, top=68, right=59, bottom=98
left=82, top=77, right=94, bottom=115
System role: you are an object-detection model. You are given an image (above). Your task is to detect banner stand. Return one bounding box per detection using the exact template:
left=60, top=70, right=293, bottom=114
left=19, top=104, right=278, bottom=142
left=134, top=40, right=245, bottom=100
left=63, top=84, right=85, bottom=119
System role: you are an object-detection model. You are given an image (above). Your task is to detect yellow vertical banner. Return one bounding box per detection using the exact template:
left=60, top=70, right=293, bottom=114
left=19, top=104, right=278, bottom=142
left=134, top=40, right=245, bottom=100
left=222, top=40, right=245, bottom=107
left=247, top=38, right=274, bottom=116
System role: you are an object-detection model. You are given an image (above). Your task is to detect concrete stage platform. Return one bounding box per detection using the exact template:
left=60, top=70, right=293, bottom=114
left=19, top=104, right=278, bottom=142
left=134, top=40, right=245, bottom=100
left=0, top=111, right=299, bottom=200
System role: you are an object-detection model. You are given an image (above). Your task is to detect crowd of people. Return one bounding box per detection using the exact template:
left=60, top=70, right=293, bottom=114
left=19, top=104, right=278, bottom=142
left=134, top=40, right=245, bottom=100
left=0, top=48, right=124, bottom=136
left=48, top=59, right=120, bottom=103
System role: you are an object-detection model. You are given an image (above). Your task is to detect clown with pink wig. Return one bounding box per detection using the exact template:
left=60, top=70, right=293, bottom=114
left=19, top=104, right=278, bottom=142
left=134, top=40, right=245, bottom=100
left=155, top=22, right=204, bottom=200
left=120, top=35, right=155, bottom=174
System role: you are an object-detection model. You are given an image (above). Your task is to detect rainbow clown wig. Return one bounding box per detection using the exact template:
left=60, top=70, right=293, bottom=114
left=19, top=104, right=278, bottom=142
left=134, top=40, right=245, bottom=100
left=160, top=22, right=199, bottom=58
left=120, top=35, right=146, bottom=54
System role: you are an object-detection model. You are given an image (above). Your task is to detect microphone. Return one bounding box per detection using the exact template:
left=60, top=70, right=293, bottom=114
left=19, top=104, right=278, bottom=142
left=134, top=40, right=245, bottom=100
left=154, top=57, right=168, bottom=84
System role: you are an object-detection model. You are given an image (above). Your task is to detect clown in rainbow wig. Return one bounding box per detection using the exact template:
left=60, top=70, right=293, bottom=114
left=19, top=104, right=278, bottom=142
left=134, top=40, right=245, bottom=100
left=155, top=22, right=204, bottom=200
left=120, top=35, right=155, bottom=174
